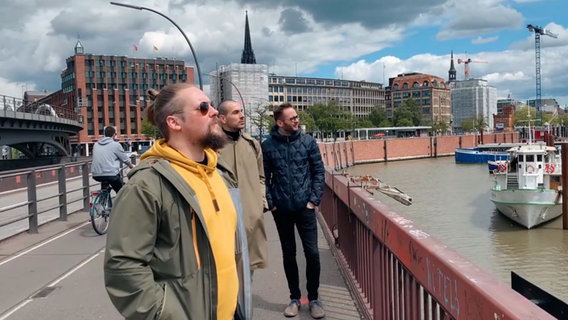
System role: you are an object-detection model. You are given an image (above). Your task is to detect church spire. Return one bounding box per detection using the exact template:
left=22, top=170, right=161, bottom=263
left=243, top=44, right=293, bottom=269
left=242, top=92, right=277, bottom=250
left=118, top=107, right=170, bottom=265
left=241, top=11, right=256, bottom=64
left=448, top=51, right=456, bottom=82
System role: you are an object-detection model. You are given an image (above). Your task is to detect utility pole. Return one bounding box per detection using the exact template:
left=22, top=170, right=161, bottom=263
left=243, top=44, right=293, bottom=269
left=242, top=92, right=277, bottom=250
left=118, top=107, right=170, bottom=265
left=527, top=24, right=558, bottom=126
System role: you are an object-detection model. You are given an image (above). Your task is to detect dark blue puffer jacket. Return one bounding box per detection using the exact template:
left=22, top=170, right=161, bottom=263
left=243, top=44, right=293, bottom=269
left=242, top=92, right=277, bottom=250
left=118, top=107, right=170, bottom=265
left=262, top=125, right=325, bottom=212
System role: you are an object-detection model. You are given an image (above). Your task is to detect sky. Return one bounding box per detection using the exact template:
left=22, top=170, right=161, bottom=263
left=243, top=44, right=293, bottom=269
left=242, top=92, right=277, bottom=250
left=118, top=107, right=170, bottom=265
left=1, top=0, right=567, bottom=106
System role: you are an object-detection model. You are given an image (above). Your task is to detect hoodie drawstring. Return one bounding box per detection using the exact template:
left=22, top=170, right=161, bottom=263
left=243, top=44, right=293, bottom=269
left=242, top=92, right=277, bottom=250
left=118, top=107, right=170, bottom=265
left=197, top=165, right=220, bottom=212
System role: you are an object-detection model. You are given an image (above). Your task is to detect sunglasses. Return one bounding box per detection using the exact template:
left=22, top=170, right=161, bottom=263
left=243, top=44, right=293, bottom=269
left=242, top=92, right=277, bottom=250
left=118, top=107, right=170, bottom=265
left=198, top=101, right=215, bottom=115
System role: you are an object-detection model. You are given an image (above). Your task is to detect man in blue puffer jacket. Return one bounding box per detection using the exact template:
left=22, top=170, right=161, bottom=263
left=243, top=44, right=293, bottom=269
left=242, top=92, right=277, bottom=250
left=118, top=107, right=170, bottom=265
left=262, top=103, right=326, bottom=319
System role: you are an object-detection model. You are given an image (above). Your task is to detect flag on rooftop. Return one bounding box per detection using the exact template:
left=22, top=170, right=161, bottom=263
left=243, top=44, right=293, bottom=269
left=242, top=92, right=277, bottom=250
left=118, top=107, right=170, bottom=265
left=132, top=44, right=138, bottom=51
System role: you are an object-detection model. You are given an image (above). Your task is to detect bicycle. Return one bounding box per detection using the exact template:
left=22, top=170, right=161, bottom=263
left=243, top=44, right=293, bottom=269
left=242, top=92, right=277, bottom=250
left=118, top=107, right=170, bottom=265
left=90, top=181, right=113, bottom=235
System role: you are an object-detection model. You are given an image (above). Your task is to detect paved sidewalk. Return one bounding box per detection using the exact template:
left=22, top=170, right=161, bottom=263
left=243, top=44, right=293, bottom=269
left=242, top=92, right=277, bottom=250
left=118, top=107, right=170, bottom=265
left=1, top=211, right=363, bottom=319
left=253, top=213, right=362, bottom=319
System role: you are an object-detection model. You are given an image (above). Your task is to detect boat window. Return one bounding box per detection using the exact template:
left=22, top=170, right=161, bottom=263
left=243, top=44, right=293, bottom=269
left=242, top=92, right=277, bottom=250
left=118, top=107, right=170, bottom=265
left=537, top=155, right=542, bottom=161
left=526, top=155, right=534, bottom=162
left=519, top=155, right=524, bottom=162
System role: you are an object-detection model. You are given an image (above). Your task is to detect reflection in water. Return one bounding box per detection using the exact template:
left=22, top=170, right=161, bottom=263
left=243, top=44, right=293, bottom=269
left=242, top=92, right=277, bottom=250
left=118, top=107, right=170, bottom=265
left=347, top=157, right=568, bottom=303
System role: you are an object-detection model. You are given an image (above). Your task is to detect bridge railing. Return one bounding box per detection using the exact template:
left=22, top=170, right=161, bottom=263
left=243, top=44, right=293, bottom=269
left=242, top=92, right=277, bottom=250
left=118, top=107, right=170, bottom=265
left=0, top=94, right=23, bottom=113
left=0, top=93, right=80, bottom=122
left=0, top=161, right=94, bottom=240
left=318, top=168, right=555, bottom=319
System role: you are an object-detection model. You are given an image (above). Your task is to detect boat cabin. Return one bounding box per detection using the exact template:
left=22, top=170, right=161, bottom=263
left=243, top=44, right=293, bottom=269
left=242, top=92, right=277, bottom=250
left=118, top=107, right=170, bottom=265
left=494, top=144, right=561, bottom=191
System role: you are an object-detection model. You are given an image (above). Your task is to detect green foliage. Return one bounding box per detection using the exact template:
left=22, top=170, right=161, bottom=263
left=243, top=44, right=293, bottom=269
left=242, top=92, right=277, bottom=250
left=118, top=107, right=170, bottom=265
left=430, top=121, right=449, bottom=135
left=305, top=101, right=352, bottom=139
left=298, top=111, right=315, bottom=132
left=513, top=106, right=536, bottom=126
left=368, top=107, right=389, bottom=127
left=393, top=99, right=421, bottom=127
left=249, top=103, right=274, bottom=135
left=356, top=118, right=374, bottom=128
left=460, top=117, right=487, bottom=133
left=141, top=118, right=160, bottom=138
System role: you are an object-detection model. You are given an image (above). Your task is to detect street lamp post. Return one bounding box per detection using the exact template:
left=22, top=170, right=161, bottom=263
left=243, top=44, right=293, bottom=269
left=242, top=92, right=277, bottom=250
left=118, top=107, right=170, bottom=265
left=208, top=74, right=246, bottom=109
left=208, top=73, right=249, bottom=131
left=110, top=2, right=203, bottom=90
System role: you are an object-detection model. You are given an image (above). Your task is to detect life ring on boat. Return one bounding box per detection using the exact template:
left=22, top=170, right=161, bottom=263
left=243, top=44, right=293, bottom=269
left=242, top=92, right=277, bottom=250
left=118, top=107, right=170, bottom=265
left=526, top=164, right=535, bottom=174
left=498, top=163, right=507, bottom=173
left=545, top=163, right=555, bottom=174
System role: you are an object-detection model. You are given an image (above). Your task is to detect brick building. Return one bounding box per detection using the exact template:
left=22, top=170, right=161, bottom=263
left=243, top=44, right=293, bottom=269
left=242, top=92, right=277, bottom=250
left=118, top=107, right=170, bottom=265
left=32, top=40, right=195, bottom=156
left=386, top=72, right=451, bottom=126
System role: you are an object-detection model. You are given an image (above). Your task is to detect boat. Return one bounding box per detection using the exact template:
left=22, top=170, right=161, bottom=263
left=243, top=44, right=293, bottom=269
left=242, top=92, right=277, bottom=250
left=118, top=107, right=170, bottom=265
left=488, top=159, right=508, bottom=173
left=454, top=143, right=523, bottom=164
left=490, top=143, right=563, bottom=229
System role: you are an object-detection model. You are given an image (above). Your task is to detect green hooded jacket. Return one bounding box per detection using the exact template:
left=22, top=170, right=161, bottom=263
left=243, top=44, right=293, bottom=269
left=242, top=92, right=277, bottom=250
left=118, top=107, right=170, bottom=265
left=104, top=156, right=248, bottom=320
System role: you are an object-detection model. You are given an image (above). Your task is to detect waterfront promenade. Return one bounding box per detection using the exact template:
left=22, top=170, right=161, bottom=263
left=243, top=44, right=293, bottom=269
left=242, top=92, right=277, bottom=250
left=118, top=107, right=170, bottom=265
left=0, top=180, right=363, bottom=319
left=1, top=133, right=559, bottom=319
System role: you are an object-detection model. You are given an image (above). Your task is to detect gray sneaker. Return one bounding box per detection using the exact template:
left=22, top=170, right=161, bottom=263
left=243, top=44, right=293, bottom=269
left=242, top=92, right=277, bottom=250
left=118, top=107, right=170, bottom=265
left=309, top=300, right=325, bottom=319
left=283, top=299, right=300, bottom=317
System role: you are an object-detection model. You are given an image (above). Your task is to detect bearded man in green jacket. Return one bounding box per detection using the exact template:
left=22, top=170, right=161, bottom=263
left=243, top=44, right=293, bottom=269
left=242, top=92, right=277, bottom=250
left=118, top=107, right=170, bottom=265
left=104, top=84, right=243, bottom=320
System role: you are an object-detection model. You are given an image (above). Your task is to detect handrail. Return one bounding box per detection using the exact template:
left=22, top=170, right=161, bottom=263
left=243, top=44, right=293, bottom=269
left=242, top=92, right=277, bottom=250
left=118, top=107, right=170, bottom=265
left=318, top=167, right=554, bottom=319
left=0, top=161, right=93, bottom=240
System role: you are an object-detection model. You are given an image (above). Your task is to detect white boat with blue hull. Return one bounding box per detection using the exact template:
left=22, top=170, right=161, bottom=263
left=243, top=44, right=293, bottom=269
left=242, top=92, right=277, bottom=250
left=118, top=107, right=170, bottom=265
left=490, top=144, right=563, bottom=229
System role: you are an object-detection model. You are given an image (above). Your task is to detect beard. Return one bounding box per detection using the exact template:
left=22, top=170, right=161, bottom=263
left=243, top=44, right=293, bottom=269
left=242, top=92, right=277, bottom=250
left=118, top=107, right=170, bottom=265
left=200, top=125, right=229, bottom=151
left=282, top=122, right=299, bottom=135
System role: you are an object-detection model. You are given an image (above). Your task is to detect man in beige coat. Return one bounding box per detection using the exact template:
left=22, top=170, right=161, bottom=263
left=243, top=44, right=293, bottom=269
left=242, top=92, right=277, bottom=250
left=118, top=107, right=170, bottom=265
left=218, top=100, right=268, bottom=274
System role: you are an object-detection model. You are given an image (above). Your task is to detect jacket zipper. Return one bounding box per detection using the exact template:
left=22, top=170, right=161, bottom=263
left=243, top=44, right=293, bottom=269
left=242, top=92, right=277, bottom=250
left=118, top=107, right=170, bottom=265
left=190, top=208, right=201, bottom=270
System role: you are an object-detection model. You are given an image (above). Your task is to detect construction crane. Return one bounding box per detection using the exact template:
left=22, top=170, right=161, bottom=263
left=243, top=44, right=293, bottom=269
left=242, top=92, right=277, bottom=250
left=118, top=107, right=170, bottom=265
left=457, top=56, right=487, bottom=80
left=527, top=24, right=558, bottom=125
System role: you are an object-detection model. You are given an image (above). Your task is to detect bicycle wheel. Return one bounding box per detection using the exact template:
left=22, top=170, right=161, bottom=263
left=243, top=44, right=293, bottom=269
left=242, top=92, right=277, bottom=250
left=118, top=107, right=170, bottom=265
left=91, top=191, right=111, bottom=235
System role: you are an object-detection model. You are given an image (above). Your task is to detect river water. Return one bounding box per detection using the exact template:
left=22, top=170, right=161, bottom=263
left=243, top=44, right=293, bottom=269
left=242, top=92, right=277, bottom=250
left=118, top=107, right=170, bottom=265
left=346, top=156, right=568, bottom=303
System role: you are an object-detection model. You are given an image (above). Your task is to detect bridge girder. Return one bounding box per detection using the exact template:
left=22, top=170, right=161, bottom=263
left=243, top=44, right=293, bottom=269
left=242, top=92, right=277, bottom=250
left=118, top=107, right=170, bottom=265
left=0, top=111, right=82, bottom=158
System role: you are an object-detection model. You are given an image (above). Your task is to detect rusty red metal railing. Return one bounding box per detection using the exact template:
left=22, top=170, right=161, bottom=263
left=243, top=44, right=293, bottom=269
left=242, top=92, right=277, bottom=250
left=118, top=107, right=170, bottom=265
left=317, top=168, right=555, bottom=319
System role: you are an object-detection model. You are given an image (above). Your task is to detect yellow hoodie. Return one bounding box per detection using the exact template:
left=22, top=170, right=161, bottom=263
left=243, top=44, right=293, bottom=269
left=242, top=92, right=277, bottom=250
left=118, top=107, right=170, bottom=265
left=141, top=140, right=238, bottom=320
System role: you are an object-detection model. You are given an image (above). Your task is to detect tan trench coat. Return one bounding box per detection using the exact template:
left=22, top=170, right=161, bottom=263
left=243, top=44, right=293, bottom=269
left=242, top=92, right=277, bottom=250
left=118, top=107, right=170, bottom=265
left=218, top=132, right=268, bottom=270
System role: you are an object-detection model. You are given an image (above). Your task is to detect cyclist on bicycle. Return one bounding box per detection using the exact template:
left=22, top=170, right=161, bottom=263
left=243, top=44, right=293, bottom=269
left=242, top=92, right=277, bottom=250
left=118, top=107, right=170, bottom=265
left=92, top=126, right=134, bottom=193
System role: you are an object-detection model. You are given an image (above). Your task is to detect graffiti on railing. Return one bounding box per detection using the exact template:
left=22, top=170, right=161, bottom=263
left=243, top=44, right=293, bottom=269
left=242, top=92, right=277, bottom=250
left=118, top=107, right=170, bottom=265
left=426, top=256, right=461, bottom=317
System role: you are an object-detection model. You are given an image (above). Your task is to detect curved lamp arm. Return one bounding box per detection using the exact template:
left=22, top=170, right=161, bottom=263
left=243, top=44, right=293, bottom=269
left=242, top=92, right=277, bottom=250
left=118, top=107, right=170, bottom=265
left=110, top=2, right=203, bottom=90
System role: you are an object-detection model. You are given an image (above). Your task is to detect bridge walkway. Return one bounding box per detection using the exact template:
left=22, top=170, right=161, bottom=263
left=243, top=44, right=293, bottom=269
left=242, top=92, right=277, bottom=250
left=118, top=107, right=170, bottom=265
left=0, top=199, right=363, bottom=319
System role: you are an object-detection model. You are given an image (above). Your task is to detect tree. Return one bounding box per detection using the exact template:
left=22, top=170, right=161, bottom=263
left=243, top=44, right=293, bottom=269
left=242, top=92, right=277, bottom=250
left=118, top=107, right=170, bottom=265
left=298, top=111, right=316, bottom=132
left=141, top=118, right=160, bottom=139
left=248, top=103, right=274, bottom=137
left=460, top=116, right=487, bottom=133
left=513, top=106, right=536, bottom=127
left=357, top=118, right=374, bottom=128
left=430, top=121, right=449, bottom=135
left=306, top=101, right=351, bottom=141
left=393, top=99, right=421, bottom=127
left=368, top=107, right=388, bottom=127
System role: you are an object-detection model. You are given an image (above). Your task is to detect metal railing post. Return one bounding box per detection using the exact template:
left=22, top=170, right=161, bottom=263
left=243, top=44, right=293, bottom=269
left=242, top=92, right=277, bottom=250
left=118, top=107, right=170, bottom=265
left=27, top=170, right=38, bottom=233
left=82, top=161, right=91, bottom=211
left=58, top=164, right=68, bottom=220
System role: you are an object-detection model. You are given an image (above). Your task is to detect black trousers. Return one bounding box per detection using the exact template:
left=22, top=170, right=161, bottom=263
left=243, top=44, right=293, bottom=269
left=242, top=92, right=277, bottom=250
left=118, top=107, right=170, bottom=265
left=272, top=207, right=321, bottom=301
left=93, top=174, right=123, bottom=193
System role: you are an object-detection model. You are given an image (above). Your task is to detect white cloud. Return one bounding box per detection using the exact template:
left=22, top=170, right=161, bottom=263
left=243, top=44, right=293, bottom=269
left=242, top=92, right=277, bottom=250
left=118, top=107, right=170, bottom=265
left=0, top=0, right=566, bottom=107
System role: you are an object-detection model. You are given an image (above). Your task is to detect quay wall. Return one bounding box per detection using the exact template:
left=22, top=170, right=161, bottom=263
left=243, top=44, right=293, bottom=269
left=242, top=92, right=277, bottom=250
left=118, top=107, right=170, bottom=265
left=319, top=132, right=519, bottom=169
